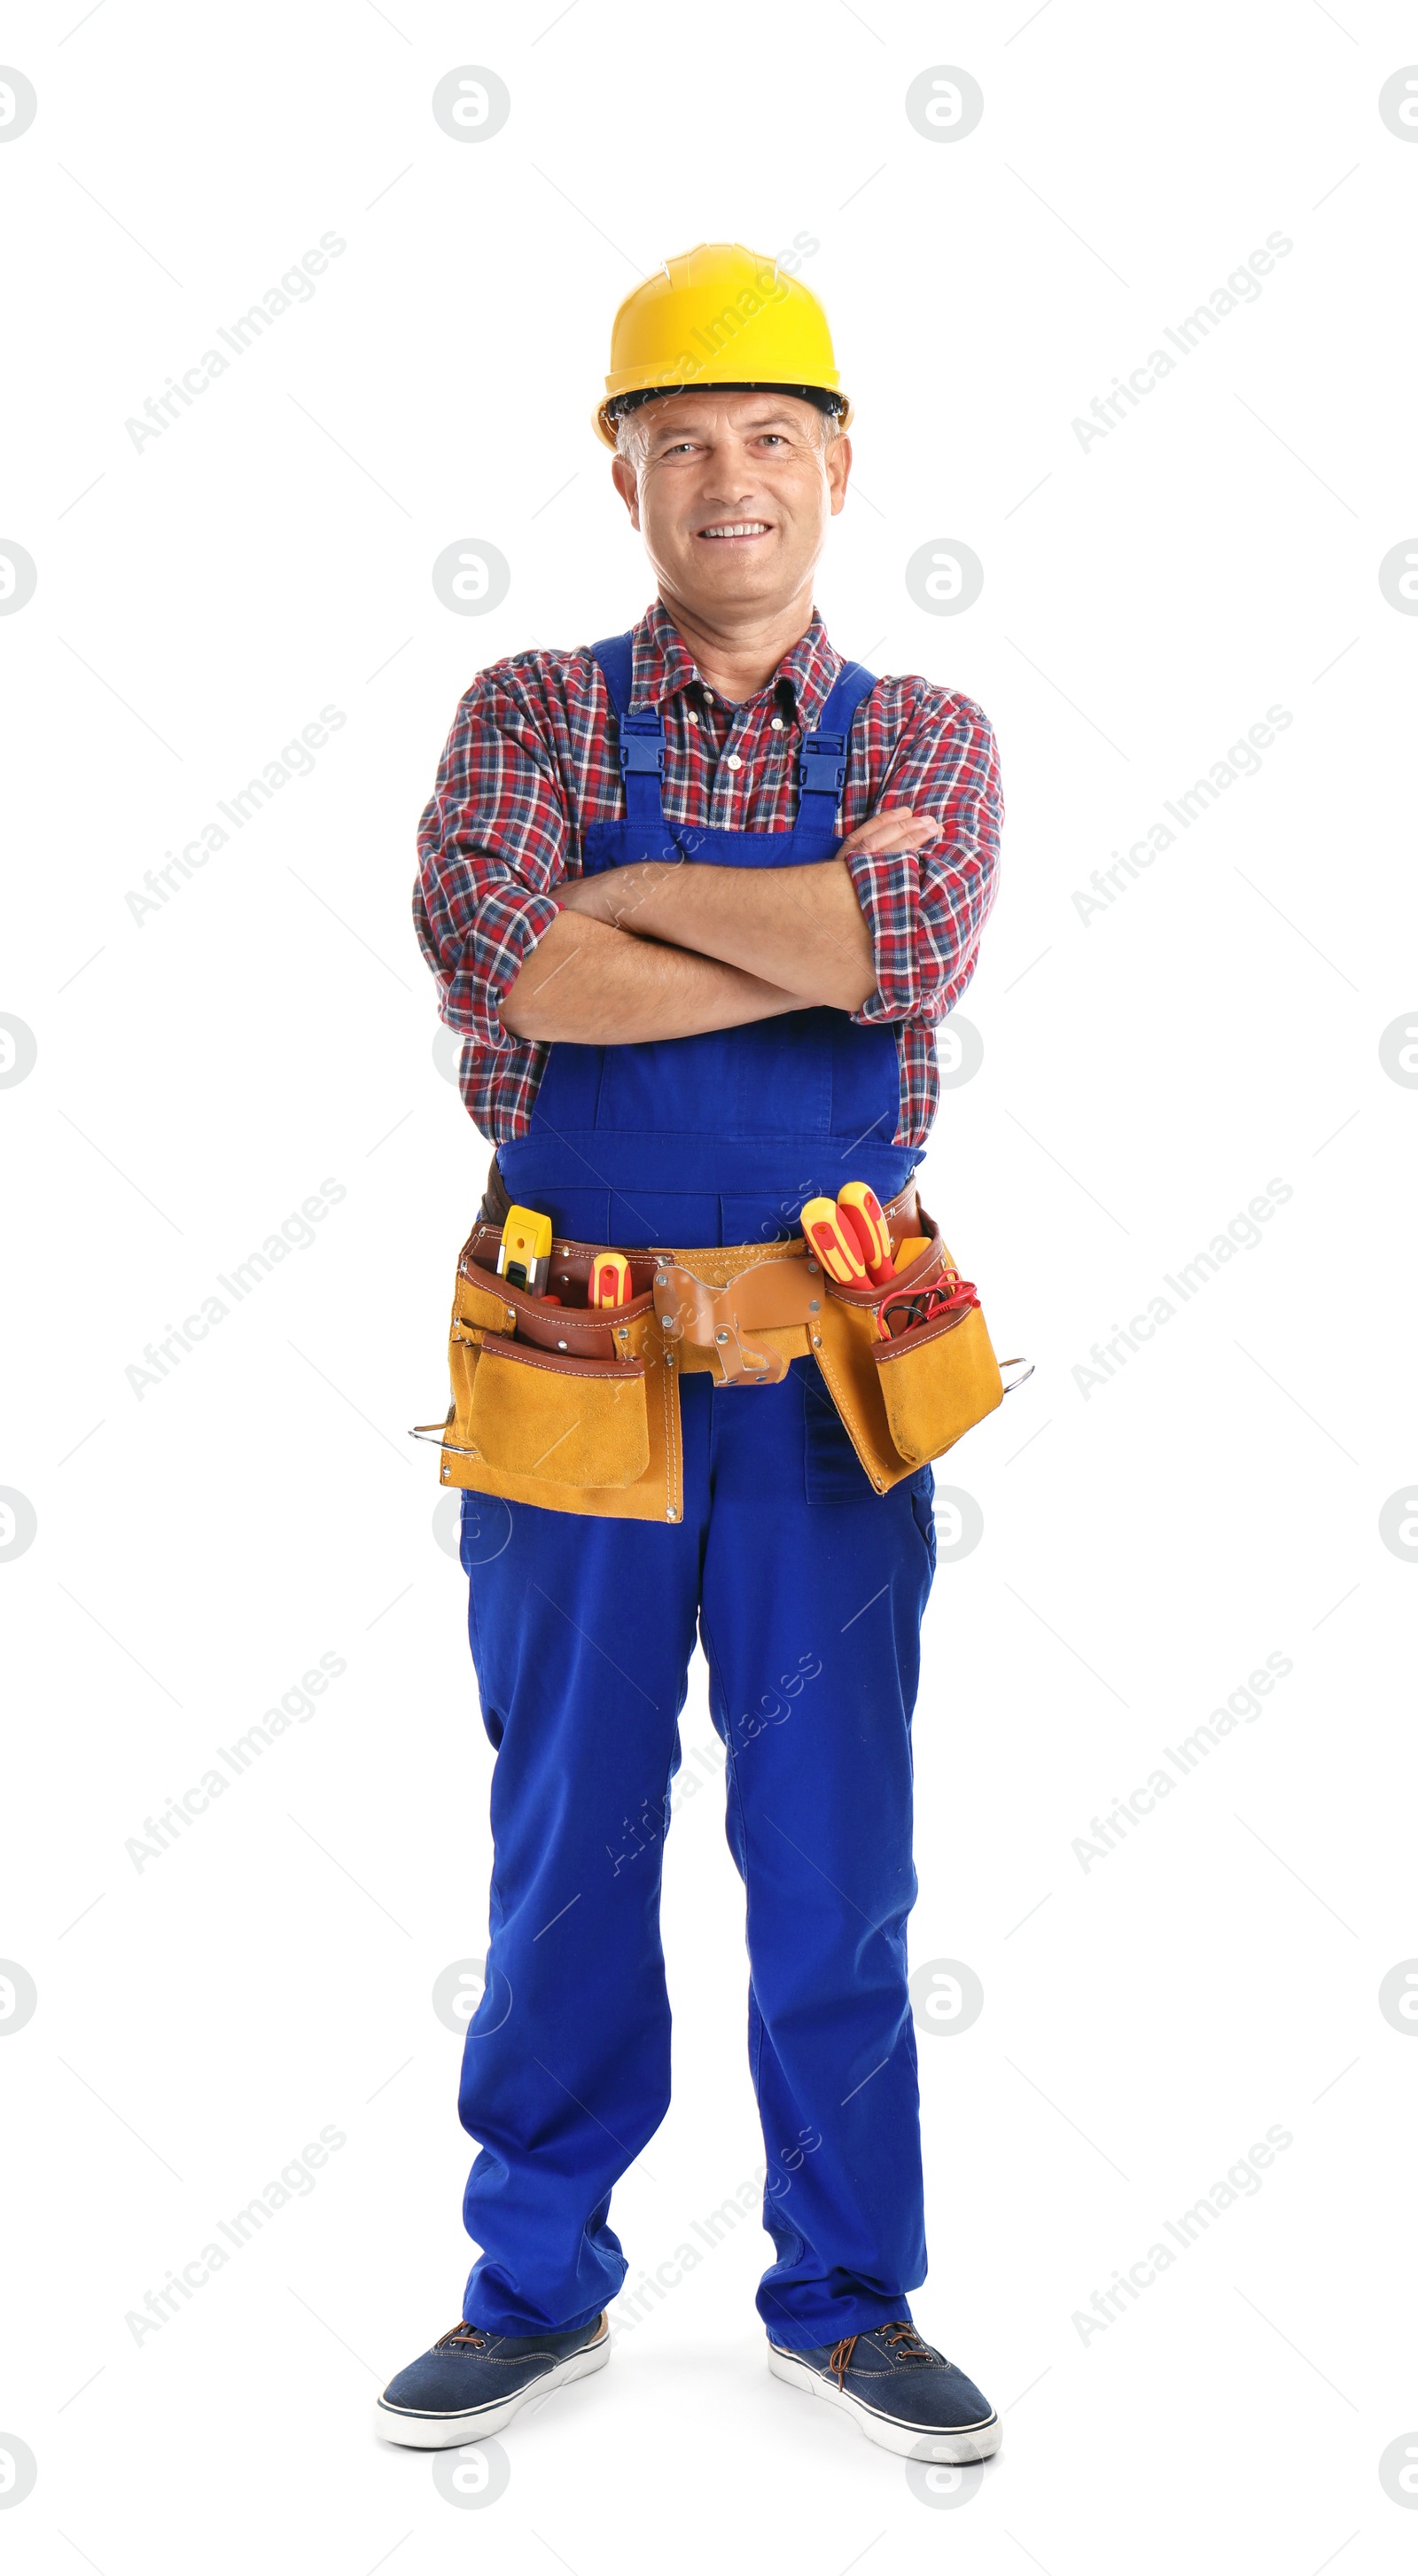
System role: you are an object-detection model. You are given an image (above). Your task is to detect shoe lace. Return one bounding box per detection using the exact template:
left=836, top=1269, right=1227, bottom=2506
left=826, top=2321, right=934, bottom=2387
left=434, top=2321, right=488, bottom=2353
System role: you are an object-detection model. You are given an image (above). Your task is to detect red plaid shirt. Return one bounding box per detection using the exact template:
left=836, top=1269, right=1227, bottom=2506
left=415, top=599, right=1001, bottom=1146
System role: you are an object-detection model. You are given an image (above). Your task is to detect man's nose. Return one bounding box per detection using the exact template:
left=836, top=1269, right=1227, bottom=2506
left=697, top=460, right=764, bottom=509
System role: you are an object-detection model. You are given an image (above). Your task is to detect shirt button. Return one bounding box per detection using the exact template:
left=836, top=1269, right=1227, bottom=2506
left=686, top=711, right=698, bottom=725
left=770, top=717, right=785, bottom=731
left=725, top=753, right=743, bottom=770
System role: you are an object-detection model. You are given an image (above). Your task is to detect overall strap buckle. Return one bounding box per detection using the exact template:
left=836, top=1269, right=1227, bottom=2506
left=616, top=708, right=666, bottom=780
left=616, top=706, right=666, bottom=825
left=797, top=726, right=849, bottom=830
left=794, top=660, right=877, bottom=831
left=797, top=729, right=849, bottom=800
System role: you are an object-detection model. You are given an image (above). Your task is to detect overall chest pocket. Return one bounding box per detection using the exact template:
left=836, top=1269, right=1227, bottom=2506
left=580, top=824, right=841, bottom=1142
left=588, top=1003, right=838, bottom=1142
left=730, top=1011, right=832, bottom=1140
left=594, top=1032, right=731, bottom=1135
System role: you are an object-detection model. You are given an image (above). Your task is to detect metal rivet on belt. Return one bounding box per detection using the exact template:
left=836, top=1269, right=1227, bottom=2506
left=557, top=1339, right=567, bottom=1350
left=655, top=1272, right=668, bottom=1286
left=808, top=1299, right=819, bottom=1312
left=715, top=1330, right=729, bottom=1343
left=811, top=1332, right=822, bottom=1347
left=806, top=1259, right=818, bottom=1274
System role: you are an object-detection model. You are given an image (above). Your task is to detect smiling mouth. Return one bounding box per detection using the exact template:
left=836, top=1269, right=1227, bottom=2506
left=697, top=520, right=771, bottom=542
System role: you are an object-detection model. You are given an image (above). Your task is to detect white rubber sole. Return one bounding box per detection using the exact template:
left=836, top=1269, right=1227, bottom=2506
left=374, top=2322, right=610, bottom=2448
left=767, top=2342, right=1003, bottom=2463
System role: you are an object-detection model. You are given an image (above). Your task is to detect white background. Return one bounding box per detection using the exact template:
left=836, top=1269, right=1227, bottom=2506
left=4, top=0, right=1417, bottom=2564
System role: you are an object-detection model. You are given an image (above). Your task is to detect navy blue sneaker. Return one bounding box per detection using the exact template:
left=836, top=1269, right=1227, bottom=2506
left=375, top=2313, right=610, bottom=2447
left=768, top=2321, right=1001, bottom=2462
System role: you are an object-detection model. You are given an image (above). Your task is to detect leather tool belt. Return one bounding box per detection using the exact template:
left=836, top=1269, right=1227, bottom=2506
left=414, top=1182, right=1029, bottom=1524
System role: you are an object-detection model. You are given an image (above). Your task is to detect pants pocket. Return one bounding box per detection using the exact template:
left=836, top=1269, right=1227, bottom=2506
left=801, top=1357, right=875, bottom=1504
left=908, top=1468, right=937, bottom=1576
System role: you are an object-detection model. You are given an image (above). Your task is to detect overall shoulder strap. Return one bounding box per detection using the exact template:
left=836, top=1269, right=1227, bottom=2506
left=589, top=630, right=665, bottom=826
left=588, top=629, right=635, bottom=714
left=798, top=660, right=877, bottom=834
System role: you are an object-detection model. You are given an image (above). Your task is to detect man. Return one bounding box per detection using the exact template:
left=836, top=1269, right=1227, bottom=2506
left=377, top=243, right=1003, bottom=2463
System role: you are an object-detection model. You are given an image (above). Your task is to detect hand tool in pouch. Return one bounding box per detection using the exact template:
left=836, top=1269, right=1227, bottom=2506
left=496, top=1205, right=552, bottom=1297
left=590, top=1252, right=633, bottom=1309
left=799, top=1196, right=869, bottom=1285
left=835, top=1182, right=896, bottom=1284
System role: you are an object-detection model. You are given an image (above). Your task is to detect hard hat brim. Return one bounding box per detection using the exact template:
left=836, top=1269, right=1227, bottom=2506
left=594, top=380, right=853, bottom=450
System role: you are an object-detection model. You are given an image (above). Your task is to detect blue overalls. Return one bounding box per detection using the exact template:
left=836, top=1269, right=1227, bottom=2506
left=458, top=631, right=939, bottom=2350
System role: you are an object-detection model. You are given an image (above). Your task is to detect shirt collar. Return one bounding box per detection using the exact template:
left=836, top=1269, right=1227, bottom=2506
left=629, top=598, right=843, bottom=730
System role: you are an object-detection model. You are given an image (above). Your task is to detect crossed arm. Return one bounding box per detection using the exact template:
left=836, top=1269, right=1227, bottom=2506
left=499, top=809, right=939, bottom=1044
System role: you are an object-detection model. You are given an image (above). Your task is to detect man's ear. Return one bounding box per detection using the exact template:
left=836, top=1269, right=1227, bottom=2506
left=611, top=454, right=642, bottom=529
left=827, top=432, right=853, bottom=519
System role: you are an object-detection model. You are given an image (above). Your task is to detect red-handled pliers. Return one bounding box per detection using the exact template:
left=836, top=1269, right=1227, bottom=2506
left=878, top=1268, right=979, bottom=1340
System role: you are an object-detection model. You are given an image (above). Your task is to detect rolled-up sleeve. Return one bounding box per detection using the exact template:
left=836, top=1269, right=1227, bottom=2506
left=842, top=689, right=1001, bottom=1029
left=414, top=673, right=568, bottom=1054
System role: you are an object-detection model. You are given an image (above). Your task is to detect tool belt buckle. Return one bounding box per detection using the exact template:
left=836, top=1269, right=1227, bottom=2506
left=651, top=1261, right=792, bottom=1387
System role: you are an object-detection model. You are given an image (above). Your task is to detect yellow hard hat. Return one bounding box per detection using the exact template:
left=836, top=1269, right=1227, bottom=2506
left=594, top=241, right=853, bottom=449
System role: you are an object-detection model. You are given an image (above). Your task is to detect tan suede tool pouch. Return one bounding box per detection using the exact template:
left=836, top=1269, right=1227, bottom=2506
left=811, top=1213, right=1006, bottom=1492
left=437, top=1244, right=682, bottom=1524
left=871, top=1301, right=1004, bottom=1468
left=466, top=1335, right=651, bottom=1487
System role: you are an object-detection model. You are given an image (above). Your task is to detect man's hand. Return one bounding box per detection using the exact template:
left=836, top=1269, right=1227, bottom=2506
left=558, top=806, right=939, bottom=1012
left=837, top=804, right=942, bottom=865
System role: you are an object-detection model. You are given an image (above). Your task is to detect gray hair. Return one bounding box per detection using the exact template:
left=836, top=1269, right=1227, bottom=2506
left=613, top=396, right=845, bottom=470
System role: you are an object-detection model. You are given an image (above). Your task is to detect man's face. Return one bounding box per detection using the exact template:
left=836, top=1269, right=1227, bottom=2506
left=610, top=391, right=852, bottom=616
